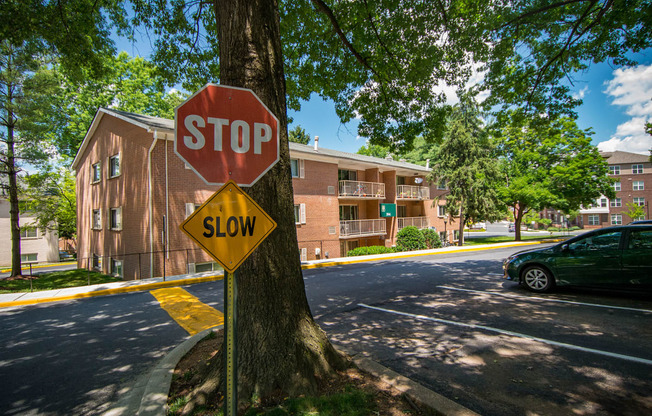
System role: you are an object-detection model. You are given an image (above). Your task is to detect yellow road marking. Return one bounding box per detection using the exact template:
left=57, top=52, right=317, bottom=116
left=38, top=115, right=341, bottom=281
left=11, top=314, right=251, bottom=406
left=150, top=287, right=224, bottom=335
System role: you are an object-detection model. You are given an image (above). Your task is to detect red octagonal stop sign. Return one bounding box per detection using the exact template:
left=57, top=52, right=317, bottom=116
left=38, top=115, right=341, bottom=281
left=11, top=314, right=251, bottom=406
left=175, top=84, right=280, bottom=186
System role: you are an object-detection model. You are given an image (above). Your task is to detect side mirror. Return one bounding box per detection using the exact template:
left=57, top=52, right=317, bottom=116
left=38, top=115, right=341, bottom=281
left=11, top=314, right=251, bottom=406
left=561, top=244, right=570, bottom=253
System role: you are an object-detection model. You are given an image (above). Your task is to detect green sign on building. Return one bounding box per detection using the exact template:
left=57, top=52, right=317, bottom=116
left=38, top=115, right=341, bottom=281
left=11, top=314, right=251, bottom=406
left=380, top=203, right=396, bottom=217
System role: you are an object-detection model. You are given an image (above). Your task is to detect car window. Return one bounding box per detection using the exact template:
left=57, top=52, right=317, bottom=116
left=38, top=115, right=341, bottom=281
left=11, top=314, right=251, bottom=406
left=569, top=231, right=622, bottom=252
left=628, top=229, right=652, bottom=250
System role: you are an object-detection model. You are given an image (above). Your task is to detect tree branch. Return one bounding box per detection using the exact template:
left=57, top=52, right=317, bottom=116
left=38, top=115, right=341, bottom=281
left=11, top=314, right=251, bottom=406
left=362, top=0, right=401, bottom=76
left=309, top=0, right=380, bottom=79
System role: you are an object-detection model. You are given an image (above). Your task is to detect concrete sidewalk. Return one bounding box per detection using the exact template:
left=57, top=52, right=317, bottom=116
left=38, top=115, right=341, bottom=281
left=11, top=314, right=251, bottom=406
left=0, top=239, right=555, bottom=309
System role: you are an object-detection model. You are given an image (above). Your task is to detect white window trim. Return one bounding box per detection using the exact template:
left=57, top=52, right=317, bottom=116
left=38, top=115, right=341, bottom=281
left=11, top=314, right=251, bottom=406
left=610, top=165, right=621, bottom=175
left=300, top=248, right=307, bottom=262
left=110, top=258, right=123, bottom=278
left=614, top=182, right=621, bottom=191
left=20, top=227, right=38, bottom=239
left=611, top=214, right=622, bottom=225
left=632, top=164, right=643, bottom=174
left=633, top=181, right=644, bottom=191
left=294, top=203, right=306, bottom=224
left=108, top=153, right=121, bottom=178
left=109, top=207, right=122, bottom=231
left=291, top=159, right=305, bottom=179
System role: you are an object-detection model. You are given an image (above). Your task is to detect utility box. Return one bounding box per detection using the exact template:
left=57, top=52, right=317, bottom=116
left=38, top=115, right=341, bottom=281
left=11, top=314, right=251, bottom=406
left=380, top=203, right=396, bottom=217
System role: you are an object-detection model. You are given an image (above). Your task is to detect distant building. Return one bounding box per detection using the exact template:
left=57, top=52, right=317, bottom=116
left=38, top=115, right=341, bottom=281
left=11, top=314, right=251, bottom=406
left=0, top=197, right=59, bottom=266
left=72, top=108, right=449, bottom=280
left=578, top=151, right=651, bottom=228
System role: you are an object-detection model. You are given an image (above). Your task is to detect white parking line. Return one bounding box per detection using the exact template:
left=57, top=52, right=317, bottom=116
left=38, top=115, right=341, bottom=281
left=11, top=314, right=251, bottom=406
left=358, top=303, right=652, bottom=366
left=438, top=285, right=652, bottom=314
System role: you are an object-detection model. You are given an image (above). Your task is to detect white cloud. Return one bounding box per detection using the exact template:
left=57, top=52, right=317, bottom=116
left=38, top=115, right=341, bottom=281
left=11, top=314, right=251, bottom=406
left=573, top=86, right=589, bottom=100
left=601, top=65, right=652, bottom=154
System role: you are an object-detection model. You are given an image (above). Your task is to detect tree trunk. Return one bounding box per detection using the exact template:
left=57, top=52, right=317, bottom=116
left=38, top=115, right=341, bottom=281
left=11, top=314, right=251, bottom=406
left=457, top=199, right=465, bottom=246
left=184, top=0, right=346, bottom=411
left=514, top=205, right=524, bottom=242
left=7, top=121, right=22, bottom=277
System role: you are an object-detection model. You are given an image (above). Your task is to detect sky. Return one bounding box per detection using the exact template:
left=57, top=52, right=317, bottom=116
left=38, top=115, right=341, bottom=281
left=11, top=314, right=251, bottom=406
left=287, top=56, right=652, bottom=156
left=116, top=35, right=652, bottom=157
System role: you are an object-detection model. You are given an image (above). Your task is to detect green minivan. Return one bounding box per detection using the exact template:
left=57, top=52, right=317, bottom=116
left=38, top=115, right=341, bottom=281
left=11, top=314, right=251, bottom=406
left=503, top=224, right=652, bottom=292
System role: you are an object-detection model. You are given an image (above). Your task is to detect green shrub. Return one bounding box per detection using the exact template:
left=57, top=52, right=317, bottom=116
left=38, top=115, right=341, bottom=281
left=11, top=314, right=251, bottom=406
left=396, top=226, right=427, bottom=251
left=570, top=226, right=581, bottom=231
left=547, top=226, right=559, bottom=232
left=347, top=245, right=396, bottom=257
left=420, top=228, right=442, bottom=249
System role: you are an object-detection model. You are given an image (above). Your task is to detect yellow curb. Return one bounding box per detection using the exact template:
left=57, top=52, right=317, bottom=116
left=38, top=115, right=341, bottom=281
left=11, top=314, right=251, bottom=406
left=0, top=261, right=76, bottom=273
left=0, top=274, right=224, bottom=309
left=301, top=239, right=557, bottom=270
left=151, top=287, right=224, bottom=335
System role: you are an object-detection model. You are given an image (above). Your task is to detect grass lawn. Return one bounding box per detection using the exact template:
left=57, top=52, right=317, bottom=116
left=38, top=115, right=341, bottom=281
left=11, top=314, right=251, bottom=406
left=463, top=233, right=570, bottom=246
left=0, top=269, right=122, bottom=293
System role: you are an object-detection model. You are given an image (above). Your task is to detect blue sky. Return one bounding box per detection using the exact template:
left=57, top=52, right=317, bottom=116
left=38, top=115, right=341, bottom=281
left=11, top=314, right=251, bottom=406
left=288, top=54, right=652, bottom=156
left=116, top=36, right=652, bottom=156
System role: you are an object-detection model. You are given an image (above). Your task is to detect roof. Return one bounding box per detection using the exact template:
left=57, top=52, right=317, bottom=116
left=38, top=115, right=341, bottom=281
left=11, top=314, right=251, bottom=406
left=289, top=142, right=430, bottom=173
left=71, top=108, right=431, bottom=174
left=601, top=150, right=650, bottom=165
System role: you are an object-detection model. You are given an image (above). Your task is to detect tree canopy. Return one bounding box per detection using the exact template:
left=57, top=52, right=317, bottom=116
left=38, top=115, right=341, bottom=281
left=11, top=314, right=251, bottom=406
left=288, top=125, right=311, bottom=144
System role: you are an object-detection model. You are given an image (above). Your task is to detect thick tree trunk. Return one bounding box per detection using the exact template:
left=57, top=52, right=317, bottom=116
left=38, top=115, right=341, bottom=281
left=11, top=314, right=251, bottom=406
left=183, top=0, right=346, bottom=411
left=514, top=205, right=524, bottom=242
left=7, top=124, right=22, bottom=277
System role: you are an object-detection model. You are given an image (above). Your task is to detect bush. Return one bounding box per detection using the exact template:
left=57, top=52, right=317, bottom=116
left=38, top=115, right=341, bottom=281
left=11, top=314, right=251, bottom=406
left=570, top=226, right=581, bottom=231
left=396, top=226, right=427, bottom=251
left=547, top=226, right=559, bottom=232
left=420, top=228, right=442, bottom=249
left=347, top=245, right=396, bottom=257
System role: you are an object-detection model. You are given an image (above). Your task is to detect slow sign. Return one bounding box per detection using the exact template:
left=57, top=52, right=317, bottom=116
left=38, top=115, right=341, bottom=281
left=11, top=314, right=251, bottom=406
left=179, top=180, right=277, bottom=273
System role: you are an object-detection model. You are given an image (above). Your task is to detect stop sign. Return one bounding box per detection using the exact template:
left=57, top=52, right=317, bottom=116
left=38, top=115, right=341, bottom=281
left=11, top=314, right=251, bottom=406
left=174, top=84, right=280, bottom=186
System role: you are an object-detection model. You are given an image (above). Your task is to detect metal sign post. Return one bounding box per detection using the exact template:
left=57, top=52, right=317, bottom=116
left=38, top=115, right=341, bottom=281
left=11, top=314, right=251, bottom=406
left=224, top=270, right=238, bottom=416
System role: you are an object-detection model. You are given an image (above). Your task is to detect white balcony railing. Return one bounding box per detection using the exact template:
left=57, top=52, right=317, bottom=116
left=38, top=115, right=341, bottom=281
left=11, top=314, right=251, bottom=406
left=397, top=216, right=429, bottom=230
left=339, top=180, right=385, bottom=199
left=397, top=185, right=430, bottom=200
left=339, top=219, right=387, bottom=238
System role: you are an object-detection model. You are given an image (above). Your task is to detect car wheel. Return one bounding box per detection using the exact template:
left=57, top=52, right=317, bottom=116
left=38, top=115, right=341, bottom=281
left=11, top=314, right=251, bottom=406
left=522, top=266, right=554, bottom=293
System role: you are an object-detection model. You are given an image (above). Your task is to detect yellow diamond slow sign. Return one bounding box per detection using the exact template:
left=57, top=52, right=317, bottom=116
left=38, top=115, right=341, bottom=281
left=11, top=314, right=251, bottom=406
left=180, top=180, right=277, bottom=273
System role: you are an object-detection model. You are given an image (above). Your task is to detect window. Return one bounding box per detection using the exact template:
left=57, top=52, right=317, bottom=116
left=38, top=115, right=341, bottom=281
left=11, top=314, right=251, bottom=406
left=588, top=215, right=600, bottom=226
left=437, top=205, right=446, bottom=217
left=633, top=181, right=644, bottom=191
left=570, top=231, right=622, bottom=251
left=109, top=207, right=122, bottom=230
left=613, top=182, right=621, bottom=192
left=609, top=165, right=620, bottom=175
left=437, top=179, right=447, bottom=190
left=290, top=159, right=304, bottom=178
left=20, top=227, right=37, bottom=238
left=110, top=258, right=123, bottom=278
left=396, top=176, right=406, bottom=186
left=109, top=154, right=121, bottom=178
left=598, top=198, right=608, bottom=208
left=92, top=254, right=102, bottom=271
left=338, top=169, right=357, bottom=181
left=194, top=262, right=222, bottom=273
left=611, top=214, right=622, bottom=225
left=629, top=229, right=652, bottom=250
left=610, top=198, right=622, bottom=207
left=21, top=253, right=37, bottom=262
left=632, top=164, right=643, bottom=174
left=294, top=203, right=306, bottom=224
left=92, top=209, right=102, bottom=230
left=633, top=197, right=645, bottom=206
left=300, top=248, right=307, bottom=262
left=339, top=205, right=358, bottom=220
left=92, top=162, right=101, bottom=183
left=185, top=203, right=202, bottom=218
left=397, top=205, right=407, bottom=218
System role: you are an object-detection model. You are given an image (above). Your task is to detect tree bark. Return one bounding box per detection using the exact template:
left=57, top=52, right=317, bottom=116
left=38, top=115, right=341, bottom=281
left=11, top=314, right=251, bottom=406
left=184, top=0, right=346, bottom=411
left=514, top=204, right=524, bottom=242
left=457, top=199, right=465, bottom=246
left=7, top=112, right=22, bottom=277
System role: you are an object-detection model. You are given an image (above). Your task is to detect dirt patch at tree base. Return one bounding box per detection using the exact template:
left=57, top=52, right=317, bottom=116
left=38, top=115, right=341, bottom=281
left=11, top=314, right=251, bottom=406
left=168, top=329, right=437, bottom=415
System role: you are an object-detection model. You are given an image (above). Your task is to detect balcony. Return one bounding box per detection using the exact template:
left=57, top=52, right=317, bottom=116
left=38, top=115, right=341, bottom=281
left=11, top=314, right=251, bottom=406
left=397, top=185, right=429, bottom=200
left=339, top=219, right=387, bottom=238
left=397, top=216, right=429, bottom=230
left=339, top=180, right=385, bottom=199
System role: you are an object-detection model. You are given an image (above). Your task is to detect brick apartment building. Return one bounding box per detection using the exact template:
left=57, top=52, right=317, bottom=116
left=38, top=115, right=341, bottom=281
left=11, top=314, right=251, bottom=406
left=578, top=150, right=651, bottom=228
left=72, top=108, right=449, bottom=279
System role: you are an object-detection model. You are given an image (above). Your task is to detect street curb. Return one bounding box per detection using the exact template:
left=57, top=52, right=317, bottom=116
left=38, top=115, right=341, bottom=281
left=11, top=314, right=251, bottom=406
left=1, top=239, right=563, bottom=309
left=104, top=326, right=222, bottom=416
left=108, top=328, right=479, bottom=416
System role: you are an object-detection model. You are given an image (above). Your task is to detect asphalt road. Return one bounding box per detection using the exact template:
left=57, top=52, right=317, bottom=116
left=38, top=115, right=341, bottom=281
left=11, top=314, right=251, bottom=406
left=1, top=246, right=651, bottom=415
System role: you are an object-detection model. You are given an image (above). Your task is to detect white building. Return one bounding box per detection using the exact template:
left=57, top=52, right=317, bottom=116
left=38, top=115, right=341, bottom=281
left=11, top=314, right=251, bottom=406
left=0, top=198, right=59, bottom=266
